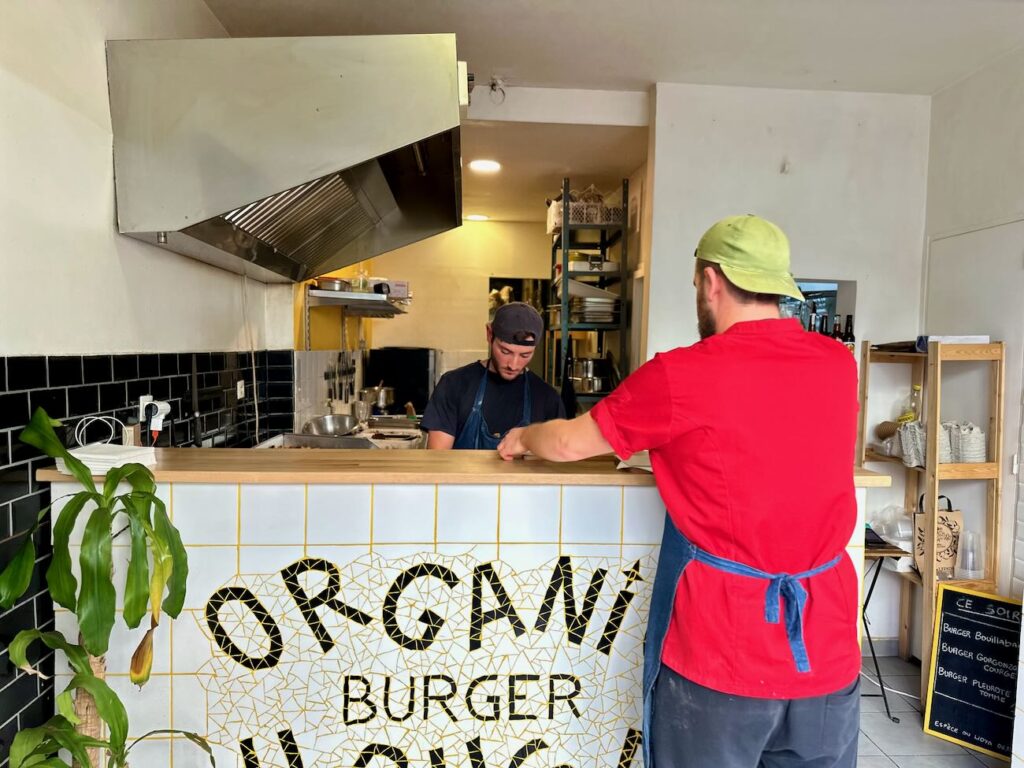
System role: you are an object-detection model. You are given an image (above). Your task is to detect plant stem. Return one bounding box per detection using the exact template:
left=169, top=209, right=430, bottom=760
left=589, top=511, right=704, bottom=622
left=72, top=640, right=106, bottom=768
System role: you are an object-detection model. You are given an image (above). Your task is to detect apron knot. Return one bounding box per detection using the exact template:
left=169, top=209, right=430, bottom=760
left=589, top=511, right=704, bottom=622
left=764, top=574, right=812, bottom=672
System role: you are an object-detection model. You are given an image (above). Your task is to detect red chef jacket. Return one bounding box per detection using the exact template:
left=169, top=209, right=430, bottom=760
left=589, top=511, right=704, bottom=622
left=591, top=318, right=860, bottom=698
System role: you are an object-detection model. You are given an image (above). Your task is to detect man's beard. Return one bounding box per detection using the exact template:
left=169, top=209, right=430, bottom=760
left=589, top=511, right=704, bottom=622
left=696, top=288, right=716, bottom=340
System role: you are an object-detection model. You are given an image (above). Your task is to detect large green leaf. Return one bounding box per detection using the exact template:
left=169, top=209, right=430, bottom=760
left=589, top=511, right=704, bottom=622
left=0, top=495, right=54, bottom=609
left=9, top=725, right=47, bottom=768
left=102, top=463, right=155, bottom=506
left=122, top=509, right=150, bottom=630
left=0, top=536, right=36, bottom=610
left=152, top=496, right=188, bottom=618
left=19, top=408, right=96, bottom=494
left=130, top=730, right=216, bottom=766
left=54, top=689, right=80, bottom=726
left=47, top=493, right=94, bottom=611
left=78, top=507, right=116, bottom=656
left=64, top=673, right=129, bottom=761
left=11, top=716, right=107, bottom=768
left=7, top=629, right=91, bottom=677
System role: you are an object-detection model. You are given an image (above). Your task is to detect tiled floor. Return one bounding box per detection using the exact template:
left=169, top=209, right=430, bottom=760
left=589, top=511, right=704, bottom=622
left=859, top=657, right=1006, bottom=767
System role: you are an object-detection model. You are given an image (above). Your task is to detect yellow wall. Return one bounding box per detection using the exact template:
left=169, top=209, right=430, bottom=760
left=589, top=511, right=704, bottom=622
left=367, top=220, right=551, bottom=353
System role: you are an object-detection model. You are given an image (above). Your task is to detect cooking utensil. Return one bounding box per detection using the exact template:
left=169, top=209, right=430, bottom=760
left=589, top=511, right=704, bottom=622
left=570, top=357, right=610, bottom=379
left=315, top=277, right=350, bottom=292
left=571, top=376, right=607, bottom=394
left=302, top=414, right=358, bottom=436
left=360, top=385, right=395, bottom=410
left=352, top=401, right=371, bottom=423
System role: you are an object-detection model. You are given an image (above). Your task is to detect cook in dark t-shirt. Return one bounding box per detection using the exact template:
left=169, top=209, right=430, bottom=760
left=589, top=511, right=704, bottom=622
left=422, top=362, right=565, bottom=442
left=422, top=302, right=564, bottom=449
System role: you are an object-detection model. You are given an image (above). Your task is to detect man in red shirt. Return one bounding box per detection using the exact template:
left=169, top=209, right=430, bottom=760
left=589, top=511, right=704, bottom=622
left=497, top=215, right=860, bottom=768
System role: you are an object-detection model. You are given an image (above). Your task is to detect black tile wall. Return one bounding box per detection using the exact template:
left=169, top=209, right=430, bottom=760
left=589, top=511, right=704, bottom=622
left=46, top=357, right=82, bottom=388
left=0, top=349, right=294, bottom=762
left=5, top=358, right=46, bottom=392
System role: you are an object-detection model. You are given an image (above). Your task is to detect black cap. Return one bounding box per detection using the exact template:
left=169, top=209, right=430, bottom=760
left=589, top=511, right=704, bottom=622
left=491, top=302, right=544, bottom=347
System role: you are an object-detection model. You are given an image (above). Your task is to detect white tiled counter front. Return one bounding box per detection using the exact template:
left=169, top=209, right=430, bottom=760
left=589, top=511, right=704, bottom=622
left=43, top=453, right=886, bottom=768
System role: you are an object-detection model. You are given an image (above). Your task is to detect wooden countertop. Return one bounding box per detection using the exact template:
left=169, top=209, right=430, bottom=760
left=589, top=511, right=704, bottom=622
left=38, top=448, right=892, bottom=488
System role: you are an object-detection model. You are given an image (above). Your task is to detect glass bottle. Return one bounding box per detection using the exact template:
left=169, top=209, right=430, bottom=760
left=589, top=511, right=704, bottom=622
left=898, top=384, right=922, bottom=423
left=842, top=315, right=855, bottom=353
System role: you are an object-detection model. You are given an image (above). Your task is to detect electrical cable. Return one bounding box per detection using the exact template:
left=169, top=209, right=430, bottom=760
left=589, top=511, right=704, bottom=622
left=73, top=415, right=126, bottom=447
left=859, top=670, right=921, bottom=700
left=241, top=269, right=260, bottom=442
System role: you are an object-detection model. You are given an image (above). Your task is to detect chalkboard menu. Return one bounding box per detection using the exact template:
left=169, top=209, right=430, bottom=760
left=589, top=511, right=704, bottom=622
left=924, top=584, right=1022, bottom=759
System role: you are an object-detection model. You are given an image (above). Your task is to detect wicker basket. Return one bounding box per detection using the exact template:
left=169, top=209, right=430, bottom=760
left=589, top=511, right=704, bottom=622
left=547, top=203, right=626, bottom=233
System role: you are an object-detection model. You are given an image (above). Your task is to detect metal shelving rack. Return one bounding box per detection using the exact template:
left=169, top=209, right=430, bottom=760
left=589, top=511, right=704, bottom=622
left=856, top=340, right=1005, bottom=699
left=302, top=286, right=406, bottom=351
left=545, top=177, right=629, bottom=406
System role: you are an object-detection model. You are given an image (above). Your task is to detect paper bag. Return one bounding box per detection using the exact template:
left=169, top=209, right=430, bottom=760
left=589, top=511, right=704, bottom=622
left=915, top=495, right=963, bottom=580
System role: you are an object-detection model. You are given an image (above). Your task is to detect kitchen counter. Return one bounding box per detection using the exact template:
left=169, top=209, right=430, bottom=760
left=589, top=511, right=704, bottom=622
left=43, top=450, right=887, bottom=767
left=37, top=448, right=891, bottom=487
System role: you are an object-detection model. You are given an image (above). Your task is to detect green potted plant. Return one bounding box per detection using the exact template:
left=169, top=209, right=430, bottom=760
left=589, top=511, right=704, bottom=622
left=0, top=408, right=212, bottom=767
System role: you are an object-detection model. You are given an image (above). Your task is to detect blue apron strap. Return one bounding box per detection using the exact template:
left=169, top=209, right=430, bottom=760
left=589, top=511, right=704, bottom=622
left=642, top=513, right=694, bottom=768
left=473, top=365, right=488, bottom=409
left=518, top=370, right=532, bottom=426
left=452, top=367, right=489, bottom=449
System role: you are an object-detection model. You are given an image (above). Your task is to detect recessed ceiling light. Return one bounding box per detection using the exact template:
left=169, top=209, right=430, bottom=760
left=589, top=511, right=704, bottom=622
left=468, top=159, right=501, bottom=173
left=464, top=214, right=490, bottom=222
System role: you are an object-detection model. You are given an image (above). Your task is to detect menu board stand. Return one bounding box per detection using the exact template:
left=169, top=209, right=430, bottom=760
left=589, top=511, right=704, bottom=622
left=924, top=584, right=1021, bottom=760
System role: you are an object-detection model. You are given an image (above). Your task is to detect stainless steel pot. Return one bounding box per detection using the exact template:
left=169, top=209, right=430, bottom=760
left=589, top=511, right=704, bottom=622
left=570, top=357, right=610, bottom=379
left=360, top=386, right=395, bottom=409
left=571, top=376, right=607, bottom=394
left=571, top=358, right=593, bottom=378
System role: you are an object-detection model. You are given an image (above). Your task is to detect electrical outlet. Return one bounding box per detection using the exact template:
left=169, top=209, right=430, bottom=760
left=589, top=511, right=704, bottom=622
left=138, top=394, right=153, bottom=422
left=237, top=380, right=246, bottom=399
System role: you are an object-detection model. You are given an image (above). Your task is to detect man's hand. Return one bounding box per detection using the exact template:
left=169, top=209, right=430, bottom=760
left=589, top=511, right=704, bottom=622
left=497, top=427, right=529, bottom=460
left=496, top=414, right=614, bottom=462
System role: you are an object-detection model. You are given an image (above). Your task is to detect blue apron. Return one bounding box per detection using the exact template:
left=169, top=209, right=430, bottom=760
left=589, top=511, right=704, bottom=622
left=642, top=512, right=842, bottom=768
left=452, top=365, right=532, bottom=450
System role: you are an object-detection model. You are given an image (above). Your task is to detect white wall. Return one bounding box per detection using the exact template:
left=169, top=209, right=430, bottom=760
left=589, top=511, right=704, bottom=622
left=367, top=221, right=551, bottom=359
left=925, top=45, right=1024, bottom=239
left=643, top=82, right=932, bottom=643
left=645, top=82, right=931, bottom=356
left=924, top=44, right=1024, bottom=602
left=0, top=1, right=294, bottom=355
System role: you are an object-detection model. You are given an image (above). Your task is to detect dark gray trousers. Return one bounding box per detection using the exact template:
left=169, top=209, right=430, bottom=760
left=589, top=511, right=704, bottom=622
left=651, top=665, right=860, bottom=768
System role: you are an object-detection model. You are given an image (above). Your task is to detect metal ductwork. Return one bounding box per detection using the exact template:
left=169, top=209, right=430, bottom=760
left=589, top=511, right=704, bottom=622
left=107, top=35, right=466, bottom=283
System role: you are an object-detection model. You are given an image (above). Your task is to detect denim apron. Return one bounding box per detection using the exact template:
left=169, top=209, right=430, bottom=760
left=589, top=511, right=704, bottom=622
left=642, top=512, right=842, bottom=768
left=452, top=365, right=532, bottom=450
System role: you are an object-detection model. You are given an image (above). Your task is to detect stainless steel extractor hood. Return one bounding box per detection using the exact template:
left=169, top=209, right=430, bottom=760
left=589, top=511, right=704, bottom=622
left=106, top=35, right=466, bottom=283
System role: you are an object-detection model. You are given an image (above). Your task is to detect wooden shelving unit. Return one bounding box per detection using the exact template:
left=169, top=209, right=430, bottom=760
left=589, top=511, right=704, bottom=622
left=857, top=340, right=1005, bottom=699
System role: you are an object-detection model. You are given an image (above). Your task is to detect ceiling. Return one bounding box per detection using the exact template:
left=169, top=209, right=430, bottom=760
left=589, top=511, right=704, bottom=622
left=203, top=0, right=1024, bottom=95
left=202, top=0, right=1024, bottom=222
left=460, top=122, right=647, bottom=222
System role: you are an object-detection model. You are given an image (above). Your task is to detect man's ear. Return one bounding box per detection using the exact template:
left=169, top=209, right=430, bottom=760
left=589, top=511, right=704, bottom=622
left=703, top=266, right=725, bottom=300
left=485, top=324, right=494, bottom=343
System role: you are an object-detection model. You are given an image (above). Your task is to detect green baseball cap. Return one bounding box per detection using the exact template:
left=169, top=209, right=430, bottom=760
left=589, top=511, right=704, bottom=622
left=695, top=215, right=804, bottom=301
